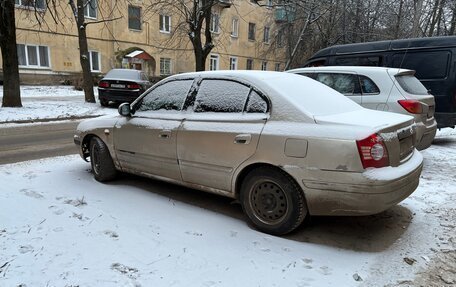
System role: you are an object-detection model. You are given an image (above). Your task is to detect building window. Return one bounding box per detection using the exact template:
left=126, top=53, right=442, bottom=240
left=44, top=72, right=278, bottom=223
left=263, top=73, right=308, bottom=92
left=210, top=13, right=220, bottom=33
left=160, top=14, right=171, bottom=33
left=89, top=51, right=100, bottom=72
left=17, top=44, right=50, bottom=68
left=128, top=5, right=141, bottom=30
left=83, top=0, right=97, bottom=18
left=209, top=54, right=219, bottom=71
left=275, top=63, right=281, bottom=71
left=230, top=57, right=238, bottom=70
left=246, top=58, right=253, bottom=70
left=231, top=18, right=239, bottom=37
left=160, top=58, right=172, bottom=75
left=276, top=32, right=284, bottom=48
left=263, top=26, right=270, bottom=43
left=261, top=61, right=267, bottom=71
left=248, top=23, right=256, bottom=41
left=15, top=0, right=46, bottom=10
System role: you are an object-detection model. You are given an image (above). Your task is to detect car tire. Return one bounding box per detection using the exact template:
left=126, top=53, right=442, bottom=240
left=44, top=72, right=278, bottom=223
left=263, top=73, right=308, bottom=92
left=100, top=99, right=109, bottom=107
left=240, top=167, right=307, bottom=235
left=90, top=137, right=117, bottom=182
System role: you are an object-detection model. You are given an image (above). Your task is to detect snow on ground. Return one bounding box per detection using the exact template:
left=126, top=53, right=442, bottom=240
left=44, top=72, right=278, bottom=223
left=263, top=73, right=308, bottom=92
left=0, top=130, right=455, bottom=286
left=0, top=86, right=117, bottom=123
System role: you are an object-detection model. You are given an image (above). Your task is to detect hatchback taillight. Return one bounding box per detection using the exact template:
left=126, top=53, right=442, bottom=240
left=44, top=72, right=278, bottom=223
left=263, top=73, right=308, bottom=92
left=398, top=99, right=423, bottom=114
left=98, top=81, right=109, bottom=88
left=356, top=133, right=389, bottom=169
left=127, top=83, right=140, bottom=89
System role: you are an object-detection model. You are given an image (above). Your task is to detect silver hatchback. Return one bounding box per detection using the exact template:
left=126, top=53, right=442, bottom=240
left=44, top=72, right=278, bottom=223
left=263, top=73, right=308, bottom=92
left=74, top=71, right=423, bottom=235
left=287, top=66, right=437, bottom=150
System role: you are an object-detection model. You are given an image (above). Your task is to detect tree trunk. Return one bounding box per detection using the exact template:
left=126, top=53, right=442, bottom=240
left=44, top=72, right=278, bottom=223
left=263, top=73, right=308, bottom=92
left=395, top=0, right=404, bottom=39
left=450, top=4, right=456, bottom=35
left=0, top=0, right=22, bottom=107
left=412, top=0, right=424, bottom=37
left=75, top=0, right=95, bottom=103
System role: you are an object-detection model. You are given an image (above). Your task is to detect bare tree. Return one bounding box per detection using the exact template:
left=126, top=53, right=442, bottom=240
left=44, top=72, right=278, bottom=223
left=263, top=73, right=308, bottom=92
left=0, top=0, right=22, bottom=107
left=67, top=0, right=121, bottom=103
left=144, top=0, right=231, bottom=71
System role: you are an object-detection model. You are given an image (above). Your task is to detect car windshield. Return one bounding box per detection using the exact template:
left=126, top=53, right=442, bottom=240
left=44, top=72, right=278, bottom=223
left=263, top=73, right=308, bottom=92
left=395, top=75, right=429, bottom=95
left=105, top=69, right=140, bottom=80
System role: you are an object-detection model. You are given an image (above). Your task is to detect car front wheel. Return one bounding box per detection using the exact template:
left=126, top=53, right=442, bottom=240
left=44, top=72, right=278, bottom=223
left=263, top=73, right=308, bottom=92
left=90, top=137, right=117, bottom=182
left=240, top=167, right=307, bottom=235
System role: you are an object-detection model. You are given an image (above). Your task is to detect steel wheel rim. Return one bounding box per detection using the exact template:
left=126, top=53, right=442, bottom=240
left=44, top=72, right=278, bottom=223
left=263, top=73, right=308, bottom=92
left=249, top=180, right=288, bottom=225
left=92, top=145, right=101, bottom=175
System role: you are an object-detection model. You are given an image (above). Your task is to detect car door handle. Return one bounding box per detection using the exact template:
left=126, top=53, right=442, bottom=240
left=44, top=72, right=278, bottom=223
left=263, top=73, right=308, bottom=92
left=234, top=134, right=252, bottom=144
left=159, top=130, right=172, bottom=139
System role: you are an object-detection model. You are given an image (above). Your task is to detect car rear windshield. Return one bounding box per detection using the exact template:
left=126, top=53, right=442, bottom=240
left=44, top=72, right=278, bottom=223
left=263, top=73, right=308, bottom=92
left=395, top=75, right=429, bottom=95
left=105, top=69, right=140, bottom=80
left=268, top=74, right=362, bottom=116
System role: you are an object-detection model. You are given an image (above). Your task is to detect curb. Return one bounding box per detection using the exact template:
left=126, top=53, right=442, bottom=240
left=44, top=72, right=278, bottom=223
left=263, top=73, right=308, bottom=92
left=0, top=114, right=102, bottom=125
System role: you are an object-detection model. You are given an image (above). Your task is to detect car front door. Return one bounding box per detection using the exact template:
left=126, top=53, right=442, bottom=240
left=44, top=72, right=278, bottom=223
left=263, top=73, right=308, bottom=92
left=177, top=79, right=269, bottom=192
left=113, top=79, right=193, bottom=181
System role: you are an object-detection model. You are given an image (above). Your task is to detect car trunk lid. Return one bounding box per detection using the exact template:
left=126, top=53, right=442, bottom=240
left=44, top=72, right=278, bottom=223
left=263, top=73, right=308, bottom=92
left=315, top=109, right=417, bottom=167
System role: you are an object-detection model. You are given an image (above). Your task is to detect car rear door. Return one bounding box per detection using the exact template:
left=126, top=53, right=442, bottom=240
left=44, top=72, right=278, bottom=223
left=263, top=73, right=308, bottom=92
left=113, top=79, right=193, bottom=181
left=177, top=79, right=268, bottom=192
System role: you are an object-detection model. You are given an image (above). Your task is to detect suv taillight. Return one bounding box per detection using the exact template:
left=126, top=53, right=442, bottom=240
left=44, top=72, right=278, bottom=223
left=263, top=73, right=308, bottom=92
left=98, top=81, right=109, bottom=88
left=356, top=133, right=389, bottom=169
left=398, top=99, right=423, bottom=114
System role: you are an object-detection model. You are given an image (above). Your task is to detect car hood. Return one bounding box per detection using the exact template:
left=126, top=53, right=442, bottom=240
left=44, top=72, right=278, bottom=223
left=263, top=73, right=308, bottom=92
left=314, top=109, right=415, bottom=133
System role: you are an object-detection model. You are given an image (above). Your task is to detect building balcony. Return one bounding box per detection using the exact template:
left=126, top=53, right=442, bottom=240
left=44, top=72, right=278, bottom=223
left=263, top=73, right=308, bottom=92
left=275, top=6, right=295, bottom=23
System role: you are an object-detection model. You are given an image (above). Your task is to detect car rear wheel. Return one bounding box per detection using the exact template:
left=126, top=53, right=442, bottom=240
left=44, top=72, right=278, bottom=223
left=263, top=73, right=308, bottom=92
left=90, top=137, right=117, bottom=182
left=240, top=167, right=307, bottom=235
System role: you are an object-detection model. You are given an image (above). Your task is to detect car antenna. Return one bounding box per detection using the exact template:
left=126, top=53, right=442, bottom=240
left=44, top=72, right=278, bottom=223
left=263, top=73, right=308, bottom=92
left=382, top=38, right=412, bottom=110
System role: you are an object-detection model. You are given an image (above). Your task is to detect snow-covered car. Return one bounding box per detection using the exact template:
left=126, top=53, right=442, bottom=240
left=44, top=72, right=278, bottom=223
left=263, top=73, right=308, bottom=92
left=74, top=71, right=423, bottom=235
left=287, top=66, right=437, bottom=150
left=97, top=69, right=152, bottom=107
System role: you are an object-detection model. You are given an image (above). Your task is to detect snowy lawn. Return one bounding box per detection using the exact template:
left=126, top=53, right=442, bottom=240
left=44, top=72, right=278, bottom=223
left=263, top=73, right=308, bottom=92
left=0, top=86, right=117, bottom=123
left=0, top=130, right=455, bottom=286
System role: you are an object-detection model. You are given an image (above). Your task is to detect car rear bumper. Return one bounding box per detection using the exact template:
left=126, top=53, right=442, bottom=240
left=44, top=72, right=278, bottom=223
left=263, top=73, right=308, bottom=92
left=98, top=89, right=142, bottom=103
left=415, top=119, right=437, bottom=150
left=435, top=112, right=456, bottom=129
left=294, top=150, right=423, bottom=216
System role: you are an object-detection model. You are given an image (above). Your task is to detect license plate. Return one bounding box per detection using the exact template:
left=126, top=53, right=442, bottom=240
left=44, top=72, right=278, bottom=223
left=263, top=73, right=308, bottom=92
left=111, top=84, right=125, bottom=88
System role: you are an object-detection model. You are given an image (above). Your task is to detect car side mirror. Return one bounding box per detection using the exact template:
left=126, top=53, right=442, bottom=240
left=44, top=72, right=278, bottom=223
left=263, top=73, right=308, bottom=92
left=118, top=103, right=131, bottom=117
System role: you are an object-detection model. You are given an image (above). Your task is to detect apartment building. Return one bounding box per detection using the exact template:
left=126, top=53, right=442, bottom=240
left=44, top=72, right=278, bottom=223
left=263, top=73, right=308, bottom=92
left=2, top=0, right=289, bottom=84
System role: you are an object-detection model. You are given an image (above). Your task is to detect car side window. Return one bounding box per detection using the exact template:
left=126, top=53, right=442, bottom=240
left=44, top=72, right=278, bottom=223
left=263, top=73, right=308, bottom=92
left=246, top=90, right=268, bottom=113
left=359, top=75, right=380, bottom=95
left=194, top=80, right=250, bottom=113
left=332, top=74, right=359, bottom=95
left=138, top=80, right=193, bottom=112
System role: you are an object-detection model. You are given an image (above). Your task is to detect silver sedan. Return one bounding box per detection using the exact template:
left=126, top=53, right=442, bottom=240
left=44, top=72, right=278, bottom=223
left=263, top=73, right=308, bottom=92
left=74, top=71, right=423, bottom=235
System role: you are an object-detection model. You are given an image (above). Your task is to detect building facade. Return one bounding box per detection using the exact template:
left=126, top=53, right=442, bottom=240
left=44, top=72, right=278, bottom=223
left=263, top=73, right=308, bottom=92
left=1, top=0, right=288, bottom=84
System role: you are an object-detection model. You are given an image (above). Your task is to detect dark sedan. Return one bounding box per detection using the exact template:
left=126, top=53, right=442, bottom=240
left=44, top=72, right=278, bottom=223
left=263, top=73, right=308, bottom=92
left=98, top=69, right=152, bottom=106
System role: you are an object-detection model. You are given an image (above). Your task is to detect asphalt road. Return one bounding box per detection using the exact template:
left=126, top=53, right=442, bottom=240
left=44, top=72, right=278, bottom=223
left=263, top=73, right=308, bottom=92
left=0, top=121, right=79, bottom=165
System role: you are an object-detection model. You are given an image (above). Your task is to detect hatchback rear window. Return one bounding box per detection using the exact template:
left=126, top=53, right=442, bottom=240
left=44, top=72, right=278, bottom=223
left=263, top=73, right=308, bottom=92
left=395, top=75, right=429, bottom=95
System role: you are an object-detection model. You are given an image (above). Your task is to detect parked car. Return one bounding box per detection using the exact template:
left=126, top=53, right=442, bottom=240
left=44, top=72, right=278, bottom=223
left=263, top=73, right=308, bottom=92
left=303, top=36, right=456, bottom=129
left=287, top=66, right=437, bottom=150
left=98, top=69, right=152, bottom=106
left=74, top=71, right=423, bottom=235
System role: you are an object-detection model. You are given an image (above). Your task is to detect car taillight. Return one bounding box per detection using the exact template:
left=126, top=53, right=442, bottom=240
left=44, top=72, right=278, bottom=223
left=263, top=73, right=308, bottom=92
left=127, top=83, right=140, bottom=89
left=98, top=81, right=109, bottom=88
left=356, top=133, right=389, bottom=169
left=398, top=99, right=423, bottom=114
